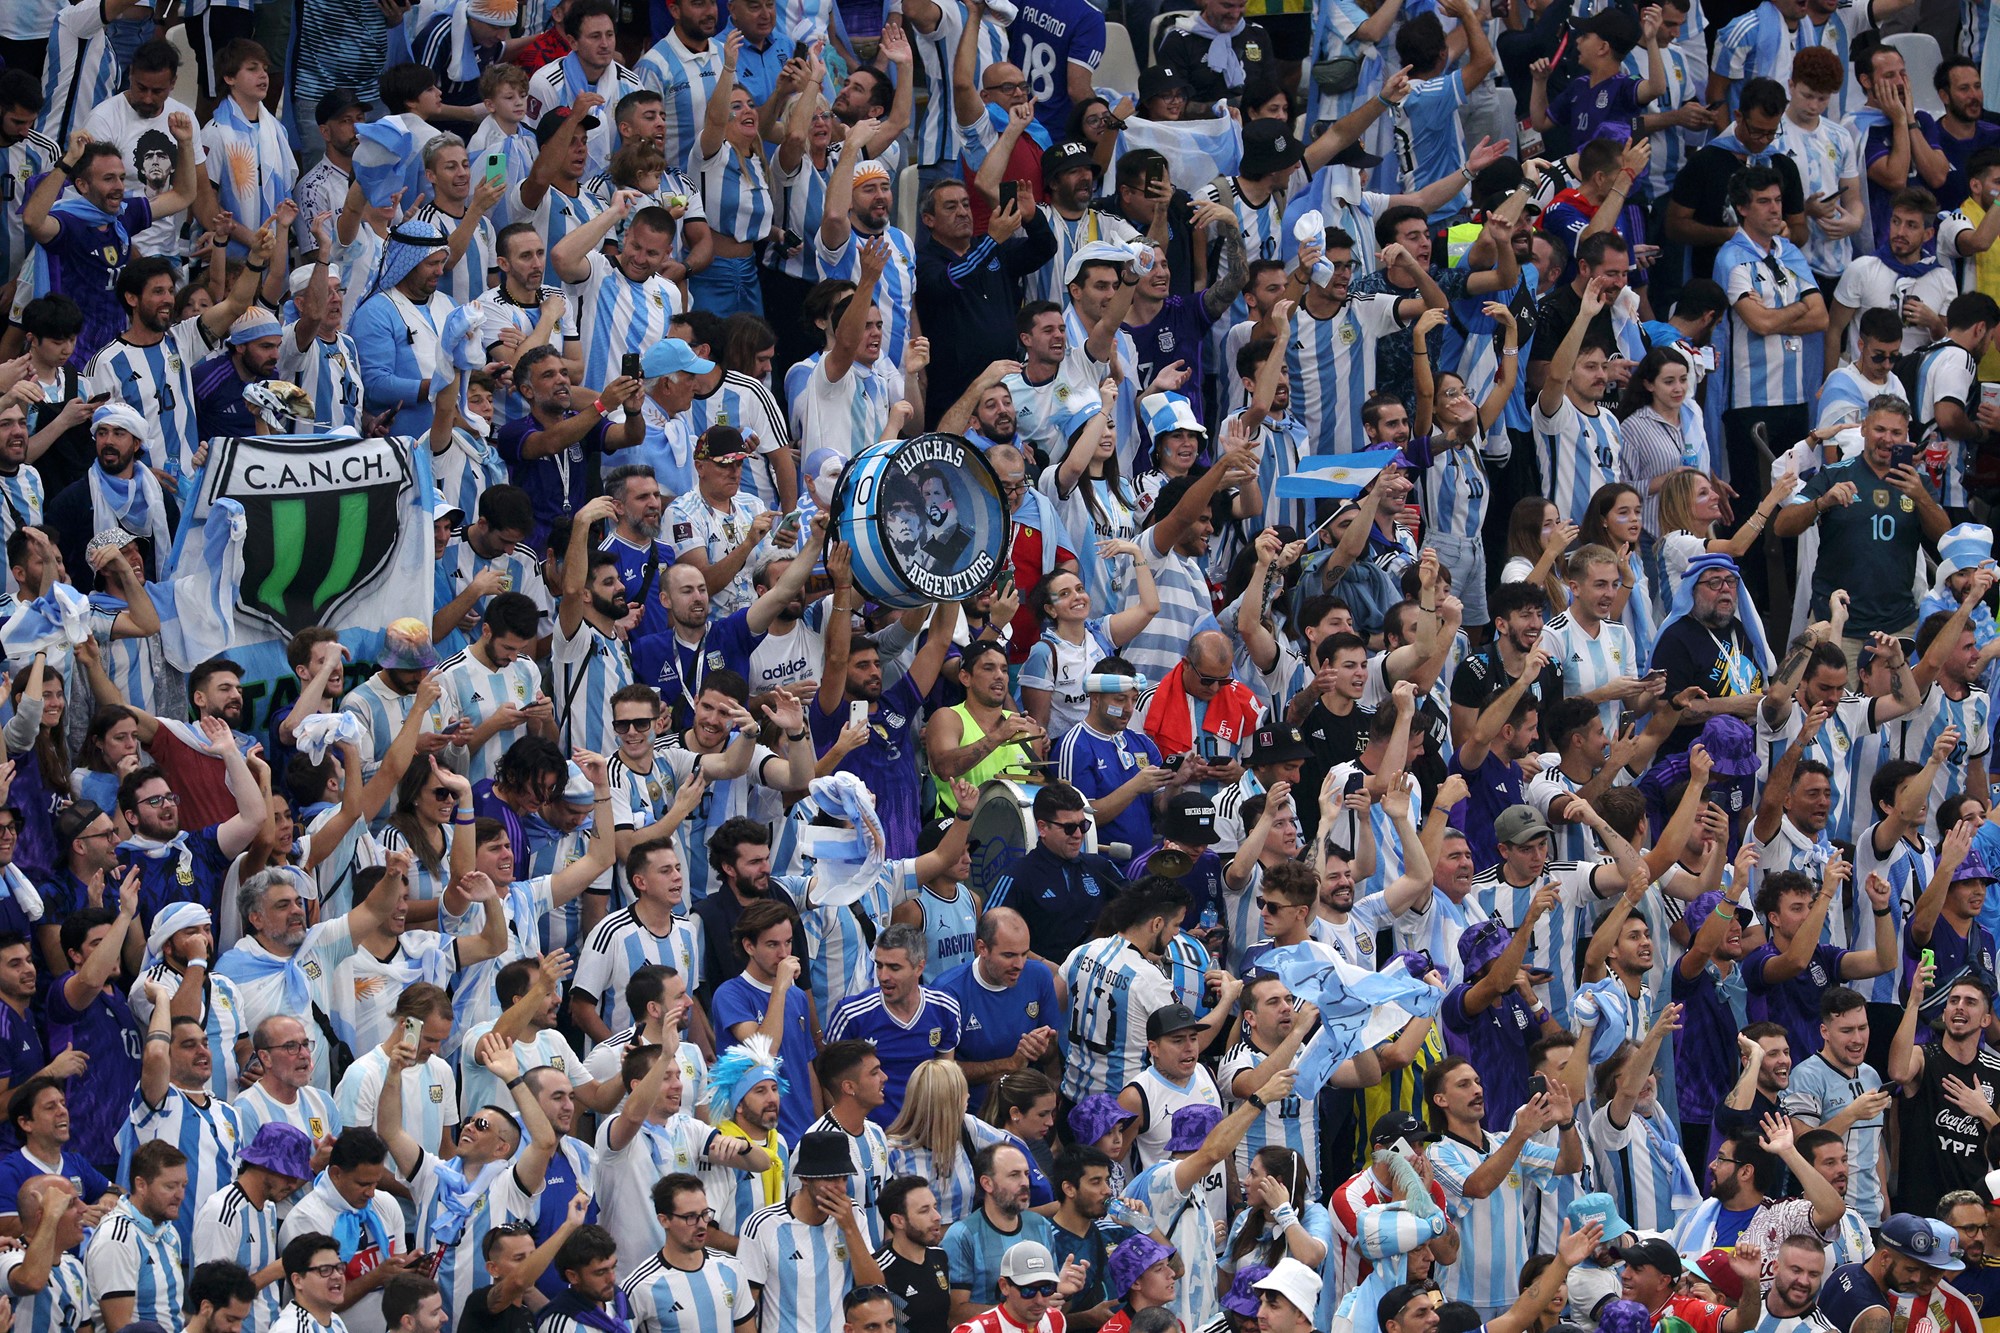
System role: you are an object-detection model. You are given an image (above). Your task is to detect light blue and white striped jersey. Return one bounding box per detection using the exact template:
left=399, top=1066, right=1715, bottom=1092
left=1390, top=888, right=1482, bottom=990
left=0, top=1251, right=89, bottom=1333
left=1027, top=206, right=1139, bottom=306
left=1781, top=1053, right=1887, bottom=1226
left=1588, top=1102, right=1696, bottom=1234
left=456, top=1022, right=589, bottom=1113
left=598, top=1118, right=719, bottom=1278
left=815, top=226, right=917, bottom=368
left=1523, top=1120, right=1595, bottom=1256
left=473, top=284, right=576, bottom=429
left=736, top=1197, right=866, bottom=1333
left=1163, top=931, right=1216, bottom=1018
left=406, top=1147, right=541, bottom=1322
left=126, top=965, right=248, bottom=1101
left=1540, top=611, right=1639, bottom=736
left=636, top=31, right=723, bottom=175
left=1621, top=550, right=1658, bottom=673
left=1398, top=73, right=1472, bottom=223
left=467, top=120, right=540, bottom=227
left=439, top=535, right=552, bottom=631
left=554, top=617, right=635, bottom=757
left=775, top=864, right=922, bottom=1021
left=442, top=877, right=556, bottom=1047
left=686, top=371, right=793, bottom=512
left=1236, top=410, right=1314, bottom=536
left=908, top=3, right=1008, bottom=167
left=1913, top=340, right=1981, bottom=510
left=411, top=203, right=497, bottom=309
left=793, top=345, right=900, bottom=457
left=1817, top=365, right=1903, bottom=430
left=572, top=249, right=684, bottom=392
left=1525, top=768, right=1602, bottom=865
left=115, top=1086, right=242, bottom=1251
left=504, top=181, right=608, bottom=259
left=703, top=1123, right=786, bottom=1238
left=230, top=1084, right=341, bottom=1159
left=1429, top=1128, right=1562, bottom=1315
left=84, top=1198, right=186, bottom=1329
left=192, top=1184, right=282, bottom=1333
left=770, top=152, right=829, bottom=284
left=277, top=327, right=366, bottom=435
left=1289, top=293, right=1404, bottom=457
left=1719, top=229, right=1818, bottom=409
left=1128, top=1158, right=1222, bottom=1331
left=695, top=142, right=775, bottom=250
left=1883, top=680, right=1993, bottom=814
left=1196, top=176, right=1286, bottom=341
left=525, top=56, right=642, bottom=179
left=333, top=1047, right=459, bottom=1164
left=576, top=907, right=703, bottom=1031
left=886, top=1116, right=1011, bottom=1229
left=1533, top=393, right=1621, bottom=526
left=804, top=1111, right=892, bottom=1252
left=1412, top=434, right=1492, bottom=552
left=1780, top=113, right=1860, bottom=276
left=1469, top=858, right=1612, bottom=1026
left=664, top=489, right=767, bottom=617
left=608, top=747, right=678, bottom=841
left=40, top=2, right=123, bottom=142
left=339, top=673, right=460, bottom=792
left=377, top=824, right=457, bottom=906
left=1712, top=1, right=1798, bottom=104
left=1623, top=42, right=1706, bottom=200
left=625, top=1247, right=752, bottom=1333
left=1125, top=529, right=1221, bottom=683
left=1058, top=935, right=1177, bottom=1103
left=434, top=646, right=543, bottom=789
left=0, top=132, right=57, bottom=291
left=1755, top=692, right=1883, bottom=845
left=1217, top=1038, right=1312, bottom=1181
left=85, top=317, right=215, bottom=478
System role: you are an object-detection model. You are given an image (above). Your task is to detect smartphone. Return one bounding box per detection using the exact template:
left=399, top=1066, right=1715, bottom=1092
left=1982, top=383, right=2000, bottom=416
left=1527, top=1074, right=1548, bottom=1099
left=1818, top=191, right=1842, bottom=205
left=621, top=352, right=643, bottom=382
left=998, top=180, right=1019, bottom=212
left=402, top=1016, right=422, bottom=1049
left=1343, top=770, right=1367, bottom=797
left=1891, top=442, right=1917, bottom=470
left=1161, top=753, right=1186, bottom=771
left=849, top=700, right=869, bottom=728
left=480, top=150, right=507, bottom=189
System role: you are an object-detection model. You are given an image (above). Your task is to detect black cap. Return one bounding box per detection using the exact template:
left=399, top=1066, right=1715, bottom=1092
left=1369, top=1110, right=1442, bottom=1146
left=1240, top=119, right=1306, bottom=179
left=1471, top=157, right=1527, bottom=211
left=1041, top=140, right=1099, bottom=186
left=1574, top=6, right=1642, bottom=53
left=1159, top=790, right=1219, bottom=846
left=917, top=816, right=980, bottom=856
left=1247, top=723, right=1313, bottom=768
left=1621, top=1237, right=1684, bottom=1277
left=1378, top=1283, right=1436, bottom=1332
left=1328, top=140, right=1385, bottom=171
left=315, top=89, right=366, bottom=125
left=1146, top=1002, right=1203, bottom=1040
left=1139, top=65, right=1193, bottom=101
left=534, top=105, right=602, bottom=146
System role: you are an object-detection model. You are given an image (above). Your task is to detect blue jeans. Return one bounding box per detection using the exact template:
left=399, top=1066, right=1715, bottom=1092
left=688, top=255, right=765, bottom=318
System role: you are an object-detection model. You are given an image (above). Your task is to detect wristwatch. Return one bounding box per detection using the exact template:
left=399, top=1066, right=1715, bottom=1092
left=1246, top=1093, right=1268, bottom=1110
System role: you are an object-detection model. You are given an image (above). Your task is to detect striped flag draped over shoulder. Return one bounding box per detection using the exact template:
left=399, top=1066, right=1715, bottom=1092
left=1268, top=946, right=1444, bottom=1100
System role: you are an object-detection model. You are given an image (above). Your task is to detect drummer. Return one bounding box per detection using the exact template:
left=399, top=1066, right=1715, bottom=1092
left=924, top=641, right=1047, bottom=815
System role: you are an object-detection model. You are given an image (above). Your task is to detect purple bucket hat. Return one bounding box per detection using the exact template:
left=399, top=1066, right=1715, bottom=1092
left=1697, top=716, right=1759, bottom=779
left=1457, top=918, right=1513, bottom=976
left=1597, top=1300, right=1653, bottom=1333
left=1222, top=1265, right=1273, bottom=1318
left=1166, top=1103, right=1225, bottom=1152
left=1107, top=1232, right=1177, bottom=1296
left=1683, top=889, right=1753, bottom=936
left=240, top=1121, right=313, bottom=1180
left=1068, top=1093, right=1138, bottom=1147
left=1954, top=845, right=1997, bottom=884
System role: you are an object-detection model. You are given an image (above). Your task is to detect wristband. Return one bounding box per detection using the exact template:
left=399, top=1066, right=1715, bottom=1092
left=1557, top=1119, right=1576, bottom=1131
left=1873, top=906, right=1892, bottom=917
left=146, top=1032, right=171, bottom=1044
left=1272, top=1204, right=1300, bottom=1228
left=1247, top=1092, right=1268, bottom=1110
left=453, top=815, right=475, bottom=825
left=246, top=262, right=269, bottom=273
left=593, top=398, right=607, bottom=414
left=507, top=1073, right=530, bottom=1089
left=786, top=728, right=809, bottom=742
left=1378, top=93, right=1397, bottom=111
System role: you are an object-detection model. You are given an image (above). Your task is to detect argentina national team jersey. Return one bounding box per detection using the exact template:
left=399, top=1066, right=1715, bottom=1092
left=0, top=1249, right=89, bottom=1333
left=572, top=250, right=684, bottom=391
left=1718, top=229, right=1818, bottom=410
left=1540, top=610, right=1638, bottom=735
left=0, top=131, right=56, bottom=290
left=84, top=1198, right=185, bottom=1329
left=1754, top=692, right=1879, bottom=843
left=624, top=1247, right=753, bottom=1333
left=1217, top=1040, right=1312, bottom=1181
left=636, top=30, right=722, bottom=174
left=1430, top=1128, right=1562, bottom=1314
left=686, top=372, right=794, bottom=511
left=804, top=1111, right=892, bottom=1251
left=407, top=1148, right=540, bottom=1323
left=192, top=1184, right=282, bottom=1333
left=576, top=908, right=702, bottom=1032
left=116, top=1086, right=241, bottom=1250
left=86, top=317, right=215, bottom=478
left=277, top=327, right=366, bottom=434
left=1288, top=294, right=1403, bottom=456
left=908, top=4, right=1008, bottom=167
left=554, top=617, right=635, bottom=757
left=1587, top=1103, right=1696, bottom=1233
left=696, top=142, right=774, bottom=251
left=40, top=1, right=123, bottom=142
left=1913, top=341, right=1981, bottom=509
left=474, top=285, right=577, bottom=428
left=1884, top=680, right=1993, bottom=817
left=1533, top=392, right=1621, bottom=526
left=1059, top=935, right=1177, bottom=1102
left=433, top=646, right=543, bottom=788
left=411, top=203, right=497, bottom=309
left=816, top=224, right=917, bottom=368
left=1469, top=859, right=1613, bottom=1026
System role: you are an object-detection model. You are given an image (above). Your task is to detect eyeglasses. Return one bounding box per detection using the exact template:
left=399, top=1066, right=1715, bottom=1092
left=669, top=1208, right=718, bottom=1224
left=303, top=1263, right=345, bottom=1279
left=986, top=79, right=1029, bottom=95
left=1712, top=1156, right=1739, bottom=1167
left=258, top=1039, right=311, bottom=1055
left=1049, top=818, right=1092, bottom=835
left=138, top=792, right=180, bottom=808
left=1015, top=1284, right=1060, bottom=1299
left=75, top=827, right=116, bottom=842
left=0, top=823, right=19, bottom=838
left=1000, top=478, right=1029, bottom=497
left=612, top=717, right=655, bottom=733
left=1439, top=388, right=1469, bottom=402
left=1694, top=576, right=1734, bottom=592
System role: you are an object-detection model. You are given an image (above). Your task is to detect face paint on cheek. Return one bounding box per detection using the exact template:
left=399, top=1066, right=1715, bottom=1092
left=1106, top=705, right=1125, bottom=718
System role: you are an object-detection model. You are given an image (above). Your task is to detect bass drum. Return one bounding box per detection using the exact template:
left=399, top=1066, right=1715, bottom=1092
left=965, top=778, right=1101, bottom=900
left=829, top=433, right=1010, bottom=609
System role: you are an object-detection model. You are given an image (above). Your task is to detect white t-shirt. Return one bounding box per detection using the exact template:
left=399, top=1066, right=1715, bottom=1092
left=81, top=94, right=205, bottom=257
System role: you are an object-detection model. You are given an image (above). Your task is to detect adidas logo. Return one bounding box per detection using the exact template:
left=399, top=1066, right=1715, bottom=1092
left=787, top=1249, right=804, bottom=1260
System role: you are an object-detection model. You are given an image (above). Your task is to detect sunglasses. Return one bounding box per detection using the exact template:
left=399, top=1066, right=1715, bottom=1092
left=1049, top=818, right=1092, bottom=835
left=1194, top=671, right=1232, bottom=687
left=612, top=717, right=655, bottom=733
left=1015, top=1283, right=1059, bottom=1299
left=429, top=787, right=455, bottom=802
left=1255, top=896, right=1308, bottom=911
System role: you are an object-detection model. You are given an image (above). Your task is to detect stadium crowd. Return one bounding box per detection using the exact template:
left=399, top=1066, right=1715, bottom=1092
left=9, top=0, right=2000, bottom=1332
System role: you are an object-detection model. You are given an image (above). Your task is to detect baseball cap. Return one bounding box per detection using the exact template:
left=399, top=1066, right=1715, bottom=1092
left=1000, top=1240, right=1058, bottom=1285
left=1620, top=1237, right=1683, bottom=1277
left=1147, top=1003, right=1203, bottom=1041
left=640, top=338, right=715, bottom=379
left=1882, top=1213, right=1963, bottom=1270
left=694, top=428, right=751, bottom=464
left=1494, top=804, right=1553, bottom=847
left=1041, top=140, right=1098, bottom=186
left=1240, top=119, right=1306, bottom=179
left=1139, top=66, right=1193, bottom=101
left=1158, top=791, right=1219, bottom=846
left=316, top=89, right=365, bottom=125
left=1370, top=1110, right=1441, bottom=1146
left=534, top=104, right=601, bottom=146
left=917, top=816, right=980, bottom=856
left=1574, top=6, right=1642, bottom=53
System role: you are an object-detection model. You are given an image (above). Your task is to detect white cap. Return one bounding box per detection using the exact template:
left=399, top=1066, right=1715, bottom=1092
left=1251, top=1258, right=1322, bottom=1318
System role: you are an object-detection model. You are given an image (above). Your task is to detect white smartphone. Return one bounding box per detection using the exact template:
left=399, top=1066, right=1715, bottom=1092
left=849, top=701, right=869, bottom=728
left=402, top=1016, right=422, bottom=1049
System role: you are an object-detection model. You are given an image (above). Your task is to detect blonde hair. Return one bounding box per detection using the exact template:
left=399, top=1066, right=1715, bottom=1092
left=887, top=1059, right=973, bottom=1172
left=1657, top=469, right=1714, bottom=539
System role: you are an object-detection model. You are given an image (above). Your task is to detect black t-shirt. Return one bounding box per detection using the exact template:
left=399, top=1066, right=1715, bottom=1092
left=456, top=1290, right=533, bottom=1333
left=1649, top=616, right=1767, bottom=755
left=1897, top=1040, right=2000, bottom=1216
left=1529, top=282, right=1616, bottom=367
left=1817, top=1262, right=1892, bottom=1333
left=878, top=1244, right=954, bottom=1333
left=1298, top=700, right=1375, bottom=848
left=1449, top=645, right=1567, bottom=716
left=1669, top=147, right=1806, bottom=283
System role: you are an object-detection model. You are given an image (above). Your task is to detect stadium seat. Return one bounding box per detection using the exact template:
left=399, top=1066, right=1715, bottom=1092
left=1886, top=32, right=1945, bottom=116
